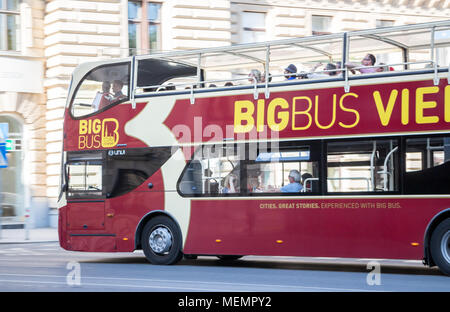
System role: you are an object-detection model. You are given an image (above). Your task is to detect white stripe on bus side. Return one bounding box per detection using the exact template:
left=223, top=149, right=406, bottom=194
left=124, top=97, right=191, bottom=247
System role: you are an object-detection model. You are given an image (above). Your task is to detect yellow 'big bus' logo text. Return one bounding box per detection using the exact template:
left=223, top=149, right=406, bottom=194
left=78, top=118, right=119, bottom=149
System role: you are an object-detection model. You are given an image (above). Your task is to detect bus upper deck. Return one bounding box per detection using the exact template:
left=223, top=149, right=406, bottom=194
left=67, top=19, right=450, bottom=120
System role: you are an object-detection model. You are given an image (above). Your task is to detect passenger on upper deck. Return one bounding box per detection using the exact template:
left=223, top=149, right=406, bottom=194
left=98, top=81, right=113, bottom=110
left=248, top=69, right=262, bottom=83
left=307, top=62, right=338, bottom=78
left=261, top=72, right=272, bottom=83
left=335, top=61, right=355, bottom=76
left=345, top=53, right=380, bottom=74
left=284, top=64, right=297, bottom=80
left=378, top=63, right=394, bottom=72
left=112, top=80, right=127, bottom=101
left=165, top=83, right=176, bottom=90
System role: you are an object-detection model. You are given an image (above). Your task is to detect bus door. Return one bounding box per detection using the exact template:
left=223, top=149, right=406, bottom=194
left=66, top=152, right=105, bottom=231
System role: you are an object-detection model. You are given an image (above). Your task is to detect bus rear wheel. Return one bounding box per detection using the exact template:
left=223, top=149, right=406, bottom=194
left=430, top=218, right=450, bottom=276
left=141, top=216, right=183, bottom=265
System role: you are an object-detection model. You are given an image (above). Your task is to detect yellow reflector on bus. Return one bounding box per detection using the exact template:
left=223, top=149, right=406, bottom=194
left=411, top=242, right=419, bottom=246
left=276, top=240, right=283, bottom=244
left=215, top=239, right=222, bottom=243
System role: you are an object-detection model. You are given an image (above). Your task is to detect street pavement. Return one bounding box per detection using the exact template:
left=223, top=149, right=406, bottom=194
left=0, top=228, right=449, bottom=293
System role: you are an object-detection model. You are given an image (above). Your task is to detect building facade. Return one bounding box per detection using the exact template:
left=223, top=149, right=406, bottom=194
left=0, top=0, right=449, bottom=226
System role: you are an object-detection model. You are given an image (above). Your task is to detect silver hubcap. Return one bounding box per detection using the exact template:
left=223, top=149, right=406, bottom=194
left=441, top=230, right=450, bottom=263
left=149, top=226, right=173, bottom=254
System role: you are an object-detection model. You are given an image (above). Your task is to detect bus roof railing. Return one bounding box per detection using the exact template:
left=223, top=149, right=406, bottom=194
left=131, top=19, right=450, bottom=65
left=69, top=20, right=450, bottom=110
left=134, top=59, right=446, bottom=104
left=131, top=20, right=450, bottom=92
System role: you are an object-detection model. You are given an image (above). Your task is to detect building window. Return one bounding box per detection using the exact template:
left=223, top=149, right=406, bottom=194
left=0, top=0, right=20, bottom=51
left=311, top=15, right=332, bottom=36
left=128, top=1, right=161, bottom=55
left=240, top=11, right=266, bottom=43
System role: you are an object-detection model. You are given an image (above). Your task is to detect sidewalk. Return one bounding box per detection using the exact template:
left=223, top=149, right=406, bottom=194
left=0, top=227, right=58, bottom=244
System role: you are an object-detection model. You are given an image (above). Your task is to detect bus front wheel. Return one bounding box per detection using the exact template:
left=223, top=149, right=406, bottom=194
left=430, top=218, right=450, bottom=276
left=141, top=216, right=183, bottom=265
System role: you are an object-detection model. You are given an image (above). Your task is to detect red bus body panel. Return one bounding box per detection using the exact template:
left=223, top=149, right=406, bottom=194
left=183, top=198, right=447, bottom=260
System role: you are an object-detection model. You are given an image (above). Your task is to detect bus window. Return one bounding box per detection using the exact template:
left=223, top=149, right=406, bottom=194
left=136, top=58, right=199, bottom=93
left=178, top=144, right=242, bottom=196
left=71, top=63, right=130, bottom=117
left=327, top=139, right=399, bottom=193
left=104, top=147, right=172, bottom=197
left=247, top=147, right=319, bottom=194
left=67, top=152, right=103, bottom=199
left=404, top=137, right=450, bottom=194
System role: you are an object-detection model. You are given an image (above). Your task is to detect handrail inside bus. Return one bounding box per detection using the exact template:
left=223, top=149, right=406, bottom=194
left=377, top=146, right=398, bottom=192
left=301, top=177, right=320, bottom=193
left=370, top=142, right=377, bottom=192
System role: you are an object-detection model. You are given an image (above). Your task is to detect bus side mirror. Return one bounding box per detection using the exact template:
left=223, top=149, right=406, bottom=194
left=63, top=162, right=69, bottom=192
left=57, top=182, right=68, bottom=202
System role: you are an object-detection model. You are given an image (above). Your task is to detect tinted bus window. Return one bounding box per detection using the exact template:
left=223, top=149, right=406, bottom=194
left=404, top=137, right=450, bottom=194
left=104, top=147, right=173, bottom=197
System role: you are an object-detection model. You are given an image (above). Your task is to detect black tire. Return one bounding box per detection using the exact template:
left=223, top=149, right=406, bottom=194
left=217, top=255, right=243, bottom=261
left=430, top=218, right=450, bottom=276
left=141, top=215, right=183, bottom=265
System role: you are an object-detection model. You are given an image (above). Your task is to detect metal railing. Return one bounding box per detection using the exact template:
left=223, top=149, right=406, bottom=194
left=132, top=58, right=448, bottom=105
left=301, top=177, right=319, bottom=192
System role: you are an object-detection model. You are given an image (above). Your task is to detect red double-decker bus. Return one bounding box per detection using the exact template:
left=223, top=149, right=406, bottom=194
left=58, top=20, right=450, bottom=275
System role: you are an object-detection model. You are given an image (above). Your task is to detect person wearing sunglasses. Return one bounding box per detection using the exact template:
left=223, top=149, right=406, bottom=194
left=345, top=53, right=381, bottom=74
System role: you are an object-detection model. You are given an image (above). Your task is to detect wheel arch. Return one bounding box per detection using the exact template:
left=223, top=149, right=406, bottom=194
left=423, top=208, right=450, bottom=267
left=134, top=210, right=183, bottom=250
